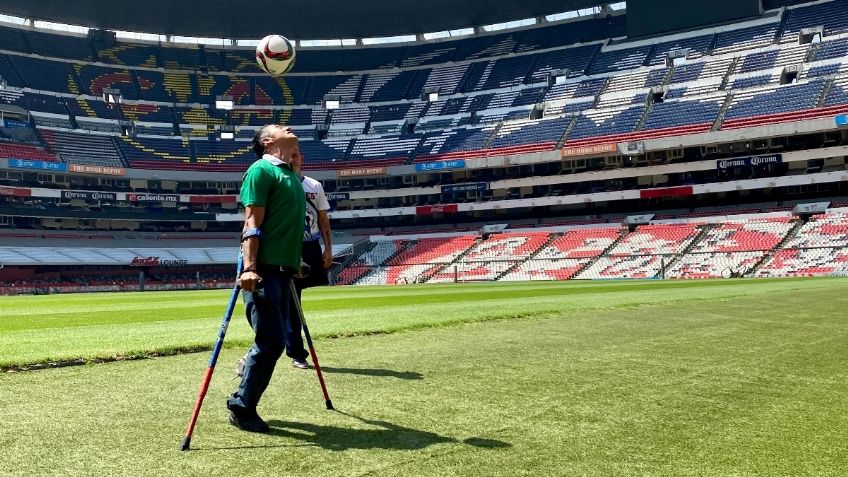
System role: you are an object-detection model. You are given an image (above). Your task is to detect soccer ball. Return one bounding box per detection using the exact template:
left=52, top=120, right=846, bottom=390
left=255, top=34, right=296, bottom=76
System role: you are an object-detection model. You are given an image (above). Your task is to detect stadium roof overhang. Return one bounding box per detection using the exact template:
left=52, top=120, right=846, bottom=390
left=0, top=0, right=609, bottom=39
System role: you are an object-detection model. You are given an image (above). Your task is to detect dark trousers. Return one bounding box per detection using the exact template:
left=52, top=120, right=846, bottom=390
left=228, top=267, right=294, bottom=411
left=285, top=241, right=329, bottom=361
left=284, top=282, right=308, bottom=362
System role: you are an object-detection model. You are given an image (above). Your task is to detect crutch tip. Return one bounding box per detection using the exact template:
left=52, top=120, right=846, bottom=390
left=326, top=400, right=334, bottom=410
left=180, top=437, right=191, bottom=451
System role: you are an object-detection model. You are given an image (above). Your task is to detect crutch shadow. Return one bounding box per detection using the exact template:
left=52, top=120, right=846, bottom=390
left=191, top=412, right=511, bottom=452
left=318, top=367, right=423, bottom=380
left=266, top=411, right=511, bottom=452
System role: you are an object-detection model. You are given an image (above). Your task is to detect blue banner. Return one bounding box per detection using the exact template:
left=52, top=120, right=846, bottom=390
left=836, top=114, right=848, bottom=127
left=415, top=160, right=466, bottom=172
left=8, top=159, right=67, bottom=172
left=441, top=182, right=488, bottom=194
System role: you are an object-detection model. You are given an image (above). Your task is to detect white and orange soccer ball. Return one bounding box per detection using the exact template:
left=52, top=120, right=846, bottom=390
left=255, top=34, right=296, bottom=76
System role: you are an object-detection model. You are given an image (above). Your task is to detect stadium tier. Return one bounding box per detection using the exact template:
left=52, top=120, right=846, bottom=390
left=0, top=0, right=847, bottom=171
left=331, top=212, right=848, bottom=284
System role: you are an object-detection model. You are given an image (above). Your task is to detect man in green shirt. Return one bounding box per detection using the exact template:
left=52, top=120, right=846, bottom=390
left=227, top=124, right=305, bottom=433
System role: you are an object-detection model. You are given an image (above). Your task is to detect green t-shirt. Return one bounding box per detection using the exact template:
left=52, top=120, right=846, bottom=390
left=240, top=158, right=305, bottom=269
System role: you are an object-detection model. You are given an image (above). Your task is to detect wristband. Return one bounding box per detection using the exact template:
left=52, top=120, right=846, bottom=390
left=241, top=227, right=262, bottom=242
left=239, top=267, right=257, bottom=277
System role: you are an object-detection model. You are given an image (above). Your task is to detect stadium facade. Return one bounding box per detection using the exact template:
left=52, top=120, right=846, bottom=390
left=0, top=0, right=847, bottom=292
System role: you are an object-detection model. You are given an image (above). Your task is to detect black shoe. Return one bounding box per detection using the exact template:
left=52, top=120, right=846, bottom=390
left=227, top=405, right=269, bottom=433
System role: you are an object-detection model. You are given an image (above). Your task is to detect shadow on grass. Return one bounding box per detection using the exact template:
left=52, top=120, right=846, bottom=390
left=268, top=411, right=510, bottom=452
left=319, top=367, right=423, bottom=380
left=194, top=412, right=510, bottom=452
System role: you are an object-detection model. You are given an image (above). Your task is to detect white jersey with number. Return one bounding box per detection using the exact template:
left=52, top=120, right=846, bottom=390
left=301, top=175, right=329, bottom=242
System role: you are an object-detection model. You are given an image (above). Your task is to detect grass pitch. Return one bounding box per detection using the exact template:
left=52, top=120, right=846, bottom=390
left=1, top=278, right=846, bottom=476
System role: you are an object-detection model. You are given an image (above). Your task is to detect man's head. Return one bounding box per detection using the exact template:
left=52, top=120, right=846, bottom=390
left=291, top=146, right=303, bottom=174
left=252, top=124, right=299, bottom=160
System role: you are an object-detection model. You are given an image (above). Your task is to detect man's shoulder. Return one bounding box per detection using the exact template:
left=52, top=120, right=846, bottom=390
left=301, top=175, right=324, bottom=192
left=244, top=159, right=272, bottom=175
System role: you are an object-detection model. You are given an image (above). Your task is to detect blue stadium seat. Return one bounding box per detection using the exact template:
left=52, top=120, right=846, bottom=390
left=724, top=80, right=826, bottom=120
left=96, top=43, right=160, bottom=68
left=783, top=0, right=848, bottom=41
left=11, top=56, right=76, bottom=94
left=643, top=96, right=724, bottom=130
left=568, top=106, right=644, bottom=140
left=648, top=35, right=713, bottom=66
left=490, top=115, right=569, bottom=148
left=528, top=45, right=600, bottom=83
left=77, top=65, right=141, bottom=100
left=360, top=71, right=417, bottom=102
left=416, top=127, right=493, bottom=156
left=27, top=30, right=93, bottom=60
left=592, top=46, right=652, bottom=74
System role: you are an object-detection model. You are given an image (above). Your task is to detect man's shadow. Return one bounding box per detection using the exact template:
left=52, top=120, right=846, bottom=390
left=266, top=412, right=510, bottom=452
left=319, top=367, right=423, bottom=380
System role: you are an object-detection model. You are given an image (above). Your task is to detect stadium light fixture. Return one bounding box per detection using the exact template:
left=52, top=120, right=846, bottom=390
left=215, top=95, right=234, bottom=110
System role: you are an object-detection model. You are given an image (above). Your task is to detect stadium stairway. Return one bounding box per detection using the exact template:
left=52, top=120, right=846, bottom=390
left=480, top=122, right=504, bottom=149
left=816, top=78, right=836, bottom=108
left=745, top=218, right=806, bottom=276
left=494, top=232, right=563, bottom=280
left=718, top=57, right=740, bottom=91
left=423, top=236, right=483, bottom=283
left=555, top=116, right=578, bottom=149
left=572, top=228, right=630, bottom=279
left=331, top=239, right=377, bottom=285
left=635, top=95, right=655, bottom=132
left=657, top=224, right=714, bottom=277
left=711, top=92, right=734, bottom=131
left=111, top=136, right=130, bottom=167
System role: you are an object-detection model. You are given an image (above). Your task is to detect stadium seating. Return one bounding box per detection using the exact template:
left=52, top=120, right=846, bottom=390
left=500, top=258, right=590, bottom=281
left=0, top=91, right=69, bottom=116
left=592, top=45, right=652, bottom=74
left=666, top=251, right=766, bottom=278
left=489, top=116, right=568, bottom=149
left=784, top=213, right=848, bottom=248
left=648, top=35, right=713, bottom=66
left=0, top=141, right=58, bottom=162
left=642, top=95, right=723, bottom=132
left=77, top=65, right=141, bottom=100
left=576, top=255, right=665, bottom=279
left=607, top=224, right=701, bottom=256
left=39, top=129, right=125, bottom=167
left=462, top=232, right=551, bottom=261
left=426, top=261, right=517, bottom=283
left=535, top=228, right=622, bottom=259
left=348, top=134, right=423, bottom=162
left=2, top=0, right=848, bottom=174
left=689, top=218, right=796, bottom=252
left=713, top=23, right=778, bottom=54
left=782, top=0, right=848, bottom=41
left=118, top=136, right=191, bottom=169
left=754, top=247, right=848, bottom=277
left=528, top=45, right=600, bottom=83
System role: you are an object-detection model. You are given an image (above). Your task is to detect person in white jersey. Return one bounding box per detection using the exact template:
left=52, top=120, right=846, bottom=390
left=236, top=147, right=333, bottom=375
left=285, top=148, right=333, bottom=368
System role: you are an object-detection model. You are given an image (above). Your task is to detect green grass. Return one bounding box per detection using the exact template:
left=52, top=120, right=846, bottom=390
left=1, top=278, right=847, bottom=475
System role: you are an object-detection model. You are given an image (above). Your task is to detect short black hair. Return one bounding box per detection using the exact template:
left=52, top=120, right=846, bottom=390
left=252, top=129, right=265, bottom=158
